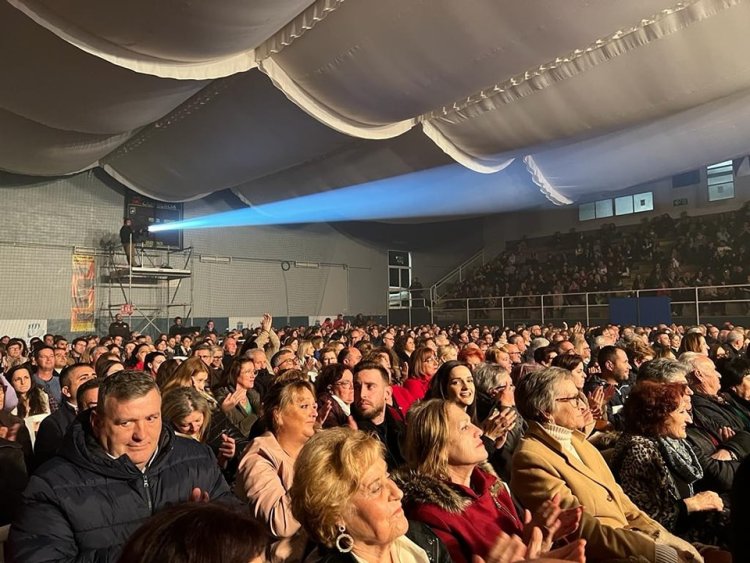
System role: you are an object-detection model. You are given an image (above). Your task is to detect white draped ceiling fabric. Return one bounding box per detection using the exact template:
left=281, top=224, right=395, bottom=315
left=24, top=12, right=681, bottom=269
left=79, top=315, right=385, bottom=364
left=3, top=0, right=750, bottom=214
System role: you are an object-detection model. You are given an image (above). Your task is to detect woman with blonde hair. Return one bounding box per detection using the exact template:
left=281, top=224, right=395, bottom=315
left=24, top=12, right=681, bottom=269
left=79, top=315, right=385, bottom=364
left=291, top=427, right=452, bottom=563
left=437, top=343, right=458, bottom=364
left=161, top=387, right=236, bottom=471
left=159, top=356, right=210, bottom=395
left=162, top=386, right=212, bottom=441
left=396, top=398, right=584, bottom=563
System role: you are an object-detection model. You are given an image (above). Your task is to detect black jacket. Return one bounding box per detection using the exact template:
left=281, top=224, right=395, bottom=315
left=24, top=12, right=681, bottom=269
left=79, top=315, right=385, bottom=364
left=691, top=393, right=750, bottom=439
left=0, top=411, right=30, bottom=525
left=311, top=520, right=452, bottom=563
left=34, top=400, right=77, bottom=469
left=355, top=407, right=406, bottom=470
left=8, top=415, right=233, bottom=563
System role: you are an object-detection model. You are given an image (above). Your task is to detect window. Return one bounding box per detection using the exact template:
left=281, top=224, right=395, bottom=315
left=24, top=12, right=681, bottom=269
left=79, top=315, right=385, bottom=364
left=595, top=199, right=613, bottom=219
left=672, top=170, right=700, bottom=188
left=615, top=196, right=634, bottom=216
left=580, top=192, right=653, bottom=221
left=388, top=250, right=412, bottom=308
left=578, top=203, right=596, bottom=221
left=707, top=160, right=734, bottom=202
left=633, top=192, right=654, bottom=213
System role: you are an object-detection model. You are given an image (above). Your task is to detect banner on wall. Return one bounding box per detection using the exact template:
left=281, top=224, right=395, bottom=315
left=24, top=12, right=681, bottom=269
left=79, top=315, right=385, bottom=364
left=0, top=320, right=47, bottom=339
left=71, top=254, right=96, bottom=332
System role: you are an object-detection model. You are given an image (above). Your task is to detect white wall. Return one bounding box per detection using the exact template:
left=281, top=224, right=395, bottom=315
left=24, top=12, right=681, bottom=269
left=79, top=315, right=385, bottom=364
left=0, top=169, right=486, bottom=332
left=483, top=169, right=750, bottom=252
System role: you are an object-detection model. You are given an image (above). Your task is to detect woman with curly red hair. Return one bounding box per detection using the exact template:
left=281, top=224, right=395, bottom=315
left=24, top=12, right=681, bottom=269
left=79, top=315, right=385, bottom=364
left=612, top=381, right=730, bottom=551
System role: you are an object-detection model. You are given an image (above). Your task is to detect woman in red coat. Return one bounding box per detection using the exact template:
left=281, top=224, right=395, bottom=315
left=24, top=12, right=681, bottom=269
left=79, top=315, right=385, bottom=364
left=400, top=347, right=439, bottom=411
left=394, top=399, right=585, bottom=563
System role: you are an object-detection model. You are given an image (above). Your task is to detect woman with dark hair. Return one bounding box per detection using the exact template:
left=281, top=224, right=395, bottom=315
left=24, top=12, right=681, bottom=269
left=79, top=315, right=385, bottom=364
left=94, top=358, right=125, bottom=379
left=314, top=364, right=354, bottom=428
left=394, top=334, right=415, bottom=366
left=425, top=360, right=478, bottom=422
left=117, top=502, right=267, bottom=563
left=143, top=351, right=166, bottom=379
left=401, top=347, right=439, bottom=411
left=612, top=381, right=730, bottom=550
left=214, top=357, right=261, bottom=438
left=126, top=343, right=151, bottom=370
left=708, top=342, right=728, bottom=363
left=7, top=365, right=49, bottom=418
left=551, top=354, right=586, bottom=390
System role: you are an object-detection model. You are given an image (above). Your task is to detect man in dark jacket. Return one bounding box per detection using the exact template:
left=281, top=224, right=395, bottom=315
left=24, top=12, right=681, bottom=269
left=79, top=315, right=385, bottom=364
left=9, top=370, right=233, bottom=563
left=353, top=362, right=405, bottom=470
left=33, top=364, right=97, bottom=468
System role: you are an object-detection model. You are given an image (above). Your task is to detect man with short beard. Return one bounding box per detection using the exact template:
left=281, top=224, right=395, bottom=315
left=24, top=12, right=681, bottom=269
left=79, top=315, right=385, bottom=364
left=352, top=362, right=405, bottom=470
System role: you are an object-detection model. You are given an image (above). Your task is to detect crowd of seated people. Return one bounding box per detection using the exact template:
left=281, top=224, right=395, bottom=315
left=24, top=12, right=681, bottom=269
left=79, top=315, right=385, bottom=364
left=6, top=316, right=750, bottom=561
left=444, top=204, right=750, bottom=314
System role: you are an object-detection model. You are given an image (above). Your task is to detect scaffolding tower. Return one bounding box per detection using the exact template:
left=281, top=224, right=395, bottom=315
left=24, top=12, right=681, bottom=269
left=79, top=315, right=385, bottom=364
left=98, top=243, right=194, bottom=336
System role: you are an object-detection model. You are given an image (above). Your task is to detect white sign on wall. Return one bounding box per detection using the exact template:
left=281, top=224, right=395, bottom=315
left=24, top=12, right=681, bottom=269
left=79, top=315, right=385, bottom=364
left=0, top=320, right=48, bottom=340
left=228, top=317, right=265, bottom=331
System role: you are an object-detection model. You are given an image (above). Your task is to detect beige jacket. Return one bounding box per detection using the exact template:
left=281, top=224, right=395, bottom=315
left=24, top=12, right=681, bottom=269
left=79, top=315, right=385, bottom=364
left=237, top=431, right=305, bottom=562
left=511, top=422, right=695, bottom=563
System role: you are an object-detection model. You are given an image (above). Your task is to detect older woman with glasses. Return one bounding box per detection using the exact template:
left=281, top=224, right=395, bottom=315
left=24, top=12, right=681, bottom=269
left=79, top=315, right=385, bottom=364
left=215, top=357, right=261, bottom=438
left=473, top=362, right=525, bottom=482
left=401, top=347, right=439, bottom=411
left=315, top=364, right=355, bottom=428
left=512, top=367, right=702, bottom=563
left=612, top=382, right=730, bottom=552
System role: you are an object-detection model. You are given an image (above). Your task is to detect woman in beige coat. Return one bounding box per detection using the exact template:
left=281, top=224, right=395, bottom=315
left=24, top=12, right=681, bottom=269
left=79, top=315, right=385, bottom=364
left=511, top=367, right=703, bottom=563
left=236, top=377, right=319, bottom=562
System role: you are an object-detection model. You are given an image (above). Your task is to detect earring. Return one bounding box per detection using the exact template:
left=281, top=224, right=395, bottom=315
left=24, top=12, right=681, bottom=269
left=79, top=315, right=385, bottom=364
left=335, top=525, right=354, bottom=553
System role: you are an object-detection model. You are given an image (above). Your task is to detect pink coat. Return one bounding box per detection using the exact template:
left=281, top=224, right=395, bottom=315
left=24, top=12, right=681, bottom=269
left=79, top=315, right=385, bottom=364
left=236, top=431, right=306, bottom=561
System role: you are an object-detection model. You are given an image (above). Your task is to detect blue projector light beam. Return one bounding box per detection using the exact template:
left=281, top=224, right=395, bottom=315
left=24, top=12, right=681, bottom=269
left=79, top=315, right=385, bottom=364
left=149, top=162, right=544, bottom=233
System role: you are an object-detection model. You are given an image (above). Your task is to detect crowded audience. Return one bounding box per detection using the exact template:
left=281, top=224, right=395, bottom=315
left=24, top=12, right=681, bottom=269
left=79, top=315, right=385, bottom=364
left=5, top=315, right=750, bottom=562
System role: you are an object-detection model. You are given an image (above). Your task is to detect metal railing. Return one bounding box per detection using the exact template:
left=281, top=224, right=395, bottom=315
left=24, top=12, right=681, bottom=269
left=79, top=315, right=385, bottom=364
left=429, top=283, right=750, bottom=326
left=429, top=249, right=486, bottom=303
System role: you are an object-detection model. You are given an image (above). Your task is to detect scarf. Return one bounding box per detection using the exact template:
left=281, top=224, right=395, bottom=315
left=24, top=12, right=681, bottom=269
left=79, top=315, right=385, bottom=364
left=655, top=437, right=703, bottom=497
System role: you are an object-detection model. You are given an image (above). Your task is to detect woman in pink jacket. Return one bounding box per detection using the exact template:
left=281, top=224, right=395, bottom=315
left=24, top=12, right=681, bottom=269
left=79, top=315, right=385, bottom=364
left=236, top=376, right=319, bottom=562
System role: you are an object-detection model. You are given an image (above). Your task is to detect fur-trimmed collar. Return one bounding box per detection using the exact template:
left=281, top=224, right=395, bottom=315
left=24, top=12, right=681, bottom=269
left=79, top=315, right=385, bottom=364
left=392, top=463, right=501, bottom=514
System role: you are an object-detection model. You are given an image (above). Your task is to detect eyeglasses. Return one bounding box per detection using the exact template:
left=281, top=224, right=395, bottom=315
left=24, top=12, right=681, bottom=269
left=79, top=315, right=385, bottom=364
left=424, top=357, right=439, bottom=364
left=335, top=381, right=354, bottom=389
left=555, top=395, right=585, bottom=407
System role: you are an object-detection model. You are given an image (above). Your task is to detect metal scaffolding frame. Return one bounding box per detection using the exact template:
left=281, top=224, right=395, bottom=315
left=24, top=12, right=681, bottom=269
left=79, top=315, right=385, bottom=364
left=98, top=242, right=194, bottom=336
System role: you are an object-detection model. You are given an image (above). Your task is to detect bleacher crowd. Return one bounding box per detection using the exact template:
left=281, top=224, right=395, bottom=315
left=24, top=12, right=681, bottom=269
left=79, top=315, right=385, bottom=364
left=445, top=205, right=750, bottom=314
left=3, top=315, right=750, bottom=563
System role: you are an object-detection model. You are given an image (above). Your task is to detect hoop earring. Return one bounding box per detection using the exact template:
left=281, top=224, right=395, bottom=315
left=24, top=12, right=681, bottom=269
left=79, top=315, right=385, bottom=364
left=335, top=525, right=354, bottom=553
